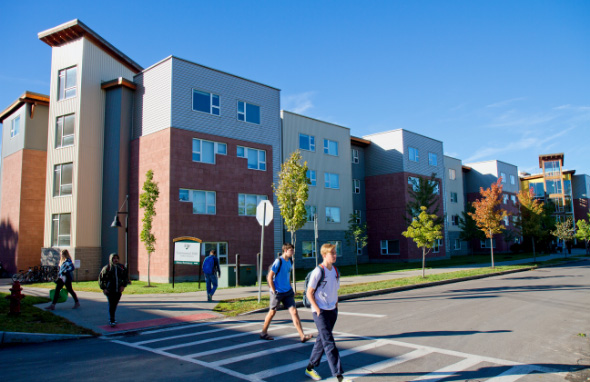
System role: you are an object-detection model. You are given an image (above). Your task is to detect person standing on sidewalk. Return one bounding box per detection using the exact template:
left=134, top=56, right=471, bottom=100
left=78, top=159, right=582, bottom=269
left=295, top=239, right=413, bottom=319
left=202, top=249, right=221, bottom=301
left=45, top=249, right=80, bottom=310
left=260, top=243, right=313, bottom=343
left=304, top=243, right=351, bottom=382
left=99, top=253, right=128, bottom=327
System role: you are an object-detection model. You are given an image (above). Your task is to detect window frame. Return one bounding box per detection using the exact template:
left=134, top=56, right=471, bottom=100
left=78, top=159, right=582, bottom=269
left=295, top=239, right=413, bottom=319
left=454, top=239, right=461, bottom=250
left=237, top=146, right=266, bottom=171
left=510, top=174, right=516, bottom=185
left=57, top=66, right=77, bottom=101
left=354, top=209, right=361, bottom=224
left=408, top=147, right=419, bottom=162
left=238, top=194, right=267, bottom=216
left=448, top=168, right=456, bottom=180
left=56, top=114, right=75, bottom=148
left=302, top=241, right=316, bottom=259
left=305, top=205, right=317, bottom=222
left=450, top=192, right=458, bottom=203
left=10, top=116, right=20, bottom=138
left=353, top=179, right=361, bottom=194
left=179, top=188, right=217, bottom=215
left=500, top=172, right=507, bottom=183
left=323, top=139, right=339, bottom=156
left=192, top=89, right=220, bottom=115
left=237, top=101, right=261, bottom=124
left=51, top=213, right=71, bottom=247
left=451, top=215, right=459, bottom=226
left=307, top=169, right=317, bottom=186
left=192, top=138, right=226, bottom=164
left=299, top=133, right=316, bottom=152
left=351, top=149, right=359, bottom=164
left=428, top=152, right=438, bottom=166
left=433, top=239, right=442, bottom=253
left=203, top=242, right=228, bottom=265
left=325, top=206, right=341, bottom=223
left=53, top=163, right=73, bottom=197
left=324, top=172, right=340, bottom=189
left=380, top=239, right=400, bottom=255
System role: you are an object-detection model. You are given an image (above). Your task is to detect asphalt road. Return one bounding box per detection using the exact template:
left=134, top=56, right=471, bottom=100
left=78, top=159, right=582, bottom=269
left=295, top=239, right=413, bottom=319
left=2, top=261, right=589, bottom=382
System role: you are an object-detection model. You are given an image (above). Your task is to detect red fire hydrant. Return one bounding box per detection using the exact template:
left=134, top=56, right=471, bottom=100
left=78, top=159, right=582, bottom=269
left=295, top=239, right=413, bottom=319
left=6, top=281, right=25, bottom=315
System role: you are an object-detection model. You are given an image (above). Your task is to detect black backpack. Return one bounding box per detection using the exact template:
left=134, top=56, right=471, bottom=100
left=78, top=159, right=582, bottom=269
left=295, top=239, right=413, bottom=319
left=302, top=264, right=339, bottom=308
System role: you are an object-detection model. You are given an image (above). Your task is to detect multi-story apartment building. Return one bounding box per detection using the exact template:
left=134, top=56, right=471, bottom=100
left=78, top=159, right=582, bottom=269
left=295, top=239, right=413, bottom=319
left=444, top=156, right=468, bottom=256
left=463, top=160, right=520, bottom=253
left=572, top=174, right=590, bottom=221
left=351, top=136, right=371, bottom=261
left=363, top=129, right=446, bottom=261
left=0, top=92, right=49, bottom=273
left=281, top=111, right=355, bottom=266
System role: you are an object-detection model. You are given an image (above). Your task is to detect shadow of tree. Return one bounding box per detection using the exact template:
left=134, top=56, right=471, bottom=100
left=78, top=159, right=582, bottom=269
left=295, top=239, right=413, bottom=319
left=0, top=219, right=19, bottom=274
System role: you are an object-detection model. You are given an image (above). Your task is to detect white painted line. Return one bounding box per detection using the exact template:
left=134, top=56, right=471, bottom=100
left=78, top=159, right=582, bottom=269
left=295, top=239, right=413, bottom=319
left=135, top=322, right=257, bottom=345
left=299, top=308, right=386, bottom=318
left=411, top=357, right=482, bottom=381
left=156, top=327, right=264, bottom=351
left=139, top=319, right=243, bottom=335
left=251, top=339, right=389, bottom=379
left=111, top=339, right=264, bottom=382
left=212, top=337, right=316, bottom=366
left=485, top=365, right=538, bottom=382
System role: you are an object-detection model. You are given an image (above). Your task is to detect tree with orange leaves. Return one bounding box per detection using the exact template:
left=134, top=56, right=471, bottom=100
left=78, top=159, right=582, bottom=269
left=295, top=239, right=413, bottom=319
left=468, top=178, right=509, bottom=269
left=516, top=187, right=544, bottom=261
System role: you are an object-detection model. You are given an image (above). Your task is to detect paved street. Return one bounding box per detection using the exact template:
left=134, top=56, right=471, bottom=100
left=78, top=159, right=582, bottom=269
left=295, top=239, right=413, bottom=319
left=2, top=261, right=588, bottom=381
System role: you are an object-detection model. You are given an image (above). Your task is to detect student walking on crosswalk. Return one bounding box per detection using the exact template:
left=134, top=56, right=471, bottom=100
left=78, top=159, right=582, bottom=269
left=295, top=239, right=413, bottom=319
left=304, top=243, right=351, bottom=382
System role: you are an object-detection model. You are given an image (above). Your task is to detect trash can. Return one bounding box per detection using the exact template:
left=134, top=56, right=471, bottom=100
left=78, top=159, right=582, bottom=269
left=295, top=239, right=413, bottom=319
left=218, top=264, right=257, bottom=288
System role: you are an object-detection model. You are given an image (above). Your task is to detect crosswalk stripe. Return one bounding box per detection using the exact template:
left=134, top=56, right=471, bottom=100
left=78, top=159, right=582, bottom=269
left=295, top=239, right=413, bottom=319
left=410, top=357, right=483, bottom=381
left=139, top=320, right=242, bottom=336
left=486, top=365, right=540, bottom=382
left=135, top=322, right=256, bottom=345
left=156, top=327, right=263, bottom=351
left=211, top=336, right=317, bottom=366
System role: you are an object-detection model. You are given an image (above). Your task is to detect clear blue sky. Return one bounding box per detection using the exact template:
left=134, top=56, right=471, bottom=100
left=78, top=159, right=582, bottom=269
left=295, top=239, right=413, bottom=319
left=1, top=1, right=589, bottom=175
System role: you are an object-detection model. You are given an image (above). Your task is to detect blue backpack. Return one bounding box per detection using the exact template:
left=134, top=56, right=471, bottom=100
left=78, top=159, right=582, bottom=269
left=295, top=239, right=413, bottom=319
left=302, top=264, right=339, bottom=308
left=202, top=256, right=215, bottom=275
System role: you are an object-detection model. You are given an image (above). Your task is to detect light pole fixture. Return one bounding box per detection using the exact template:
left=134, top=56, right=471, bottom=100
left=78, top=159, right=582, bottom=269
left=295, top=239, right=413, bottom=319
left=111, top=195, right=129, bottom=272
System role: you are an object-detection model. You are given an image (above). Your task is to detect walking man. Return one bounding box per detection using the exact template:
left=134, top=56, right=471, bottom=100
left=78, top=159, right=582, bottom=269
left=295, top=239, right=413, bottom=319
left=202, top=249, right=221, bottom=301
left=304, top=243, right=351, bottom=382
left=260, top=243, right=312, bottom=343
left=99, top=253, right=128, bottom=327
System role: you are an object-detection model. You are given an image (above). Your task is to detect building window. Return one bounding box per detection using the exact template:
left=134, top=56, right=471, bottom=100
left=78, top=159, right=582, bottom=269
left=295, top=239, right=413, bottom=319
left=354, top=210, right=361, bottom=224
left=454, top=239, right=461, bottom=250
left=531, top=182, right=545, bottom=197
left=325, top=207, right=341, bottom=223
left=500, top=172, right=507, bottom=183
left=53, top=163, right=73, bottom=197
left=179, top=188, right=216, bottom=214
left=503, top=194, right=509, bottom=204
left=449, top=168, right=456, bottom=180
left=511, top=195, right=517, bottom=205
left=546, top=179, right=562, bottom=194
left=324, top=173, right=340, bottom=189
left=356, top=242, right=362, bottom=256
left=503, top=216, right=509, bottom=226
left=58, top=66, right=77, bottom=100
left=193, top=139, right=226, bottom=164
left=307, top=170, right=316, bottom=186
left=237, top=101, right=260, bottom=124
left=409, top=147, right=419, bottom=162
left=433, top=239, right=442, bottom=253
left=306, top=205, right=317, bottom=222
left=302, top=241, right=316, bottom=258
left=451, top=215, right=459, bottom=226
left=352, top=149, right=359, bottom=164
left=299, top=133, right=315, bottom=151
left=56, top=114, right=75, bottom=148
left=544, top=160, right=560, bottom=175
left=380, top=240, right=400, bottom=255
left=52, top=213, right=71, bottom=247
left=238, top=194, right=267, bottom=216
left=353, top=179, right=360, bottom=194
left=481, top=239, right=496, bottom=248
left=428, top=152, right=438, bottom=166
left=192, top=89, right=220, bottom=115
left=408, top=176, right=420, bottom=191
left=323, top=139, right=339, bottom=156
left=237, top=146, right=266, bottom=170
left=327, top=241, right=342, bottom=256
left=10, top=116, right=20, bottom=138
left=450, top=192, right=458, bottom=203
left=510, top=174, right=516, bottom=185
left=431, top=181, right=440, bottom=195
left=203, top=242, right=228, bottom=265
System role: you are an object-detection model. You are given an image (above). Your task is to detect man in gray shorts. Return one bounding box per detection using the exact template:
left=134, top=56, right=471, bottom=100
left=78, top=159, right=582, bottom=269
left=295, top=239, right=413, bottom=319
left=260, top=243, right=313, bottom=342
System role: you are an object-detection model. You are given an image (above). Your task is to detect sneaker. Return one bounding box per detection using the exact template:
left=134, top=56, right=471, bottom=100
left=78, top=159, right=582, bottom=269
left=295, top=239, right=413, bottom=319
left=45, top=304, right=55, bottom=311
left=109, top=321, right=116, bottom=327
left=337, top=375, right=353, bottom=382
left=207, top=294, right=212, bottom=302
left=305, top=368, right=321, bottom=381
left=73, top=302, right=80, bottom=309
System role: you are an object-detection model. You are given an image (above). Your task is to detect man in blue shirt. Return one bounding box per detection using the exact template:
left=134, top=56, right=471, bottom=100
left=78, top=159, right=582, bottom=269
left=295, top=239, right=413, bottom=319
left=260, top=243, right=312, bottom=342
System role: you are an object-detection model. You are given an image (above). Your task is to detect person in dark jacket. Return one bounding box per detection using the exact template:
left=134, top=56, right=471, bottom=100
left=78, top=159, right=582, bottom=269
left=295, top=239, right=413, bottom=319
left=99, top=253, right=129, bottom=327
left=45, top=249, right=80, bottom=310
left=203, top=249, right=221, bottom=301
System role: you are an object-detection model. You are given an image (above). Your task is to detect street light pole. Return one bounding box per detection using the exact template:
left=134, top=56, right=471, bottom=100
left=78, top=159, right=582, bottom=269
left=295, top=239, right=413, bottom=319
left=111, top=195, right=129, bottom=274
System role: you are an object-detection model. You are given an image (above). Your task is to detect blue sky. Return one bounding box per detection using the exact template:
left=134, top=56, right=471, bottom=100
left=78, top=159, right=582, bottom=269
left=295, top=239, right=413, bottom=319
left=1, top=1, right=589, bottom=175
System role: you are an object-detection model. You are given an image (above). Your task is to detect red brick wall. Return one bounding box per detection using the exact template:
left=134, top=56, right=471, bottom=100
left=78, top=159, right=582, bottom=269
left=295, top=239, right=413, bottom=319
left=0, top=151, right=23, bottom=273
left=574, top=198, right=590, bottom=223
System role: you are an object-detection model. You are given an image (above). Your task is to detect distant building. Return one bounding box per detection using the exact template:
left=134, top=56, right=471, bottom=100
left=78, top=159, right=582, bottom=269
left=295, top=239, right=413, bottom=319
left=444, top=156, right=468, bottom=256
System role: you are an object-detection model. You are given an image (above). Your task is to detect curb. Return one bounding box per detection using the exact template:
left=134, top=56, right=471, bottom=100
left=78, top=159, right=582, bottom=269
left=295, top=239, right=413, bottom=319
left=0, top=331, right=94, bottom=345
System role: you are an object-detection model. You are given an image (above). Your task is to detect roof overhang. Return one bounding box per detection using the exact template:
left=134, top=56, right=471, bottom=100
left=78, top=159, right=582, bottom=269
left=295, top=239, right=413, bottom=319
left=101, top=77, right=137, bottom=91
left=539, top=153, right=564, bottom=168
left=38, top=19, right=143, bottom=74
left=0, top=91, right=50, bottom=123
left=351, top=136, right=371, bottom=147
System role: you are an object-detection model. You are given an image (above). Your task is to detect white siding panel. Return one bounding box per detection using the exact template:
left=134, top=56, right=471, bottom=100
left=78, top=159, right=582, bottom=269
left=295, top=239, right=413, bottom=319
left=133, top=58, right=172, bottom=139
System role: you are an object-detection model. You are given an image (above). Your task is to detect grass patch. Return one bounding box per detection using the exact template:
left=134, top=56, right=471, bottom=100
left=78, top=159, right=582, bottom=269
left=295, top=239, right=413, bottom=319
left=29, top=280, right=209, bottom=294
left=0, top=293, right=96, bottom=335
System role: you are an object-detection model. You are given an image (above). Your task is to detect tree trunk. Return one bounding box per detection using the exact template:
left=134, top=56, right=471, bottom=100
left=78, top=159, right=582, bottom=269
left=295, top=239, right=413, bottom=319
left=532, top=237, right=536, bottom=262
left=422, top=247, right=426, bottom=278
left=355, top=240, right=359, bottom=276
left=291, top=231, right=296, bottom=294
left=147, top=251, right=151, bottom=287
left=489, top=232, right=495, bottom=269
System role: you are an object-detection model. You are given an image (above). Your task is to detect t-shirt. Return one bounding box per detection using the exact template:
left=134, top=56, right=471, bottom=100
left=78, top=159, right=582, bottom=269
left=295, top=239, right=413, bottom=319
left=308, top=265, right=339, bottom=313
left=271, top=257, right=292, bottom=293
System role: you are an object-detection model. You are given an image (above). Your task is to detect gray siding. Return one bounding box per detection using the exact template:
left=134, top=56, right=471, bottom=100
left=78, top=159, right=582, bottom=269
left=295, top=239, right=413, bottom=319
left=401, top=130, right=445, bottom=179
left=573, top=174, right=590, bottom=199
left=1, top=104, right=27, bottom=158
left=363, top=130, right=404, bottom=176
left=464, top=160, right=519, bottom=194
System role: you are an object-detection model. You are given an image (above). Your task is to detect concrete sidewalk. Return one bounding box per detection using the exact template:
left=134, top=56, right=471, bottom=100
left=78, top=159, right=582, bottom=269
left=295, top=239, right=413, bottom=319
left=0, top=250, right=586, bottom=342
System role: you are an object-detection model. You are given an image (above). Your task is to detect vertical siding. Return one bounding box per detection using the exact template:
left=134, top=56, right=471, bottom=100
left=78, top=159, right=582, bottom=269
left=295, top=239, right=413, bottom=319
left=401, top=130, right=444, bottom=179
left=573, top=174, right=590, bottom=199
left=363, top=130, right=404, bottom=176
left=444, top=156, right=468, bottom=255
left=1, top=104, right=27, bottom=158
left=24, top=104, right=50, bottom=151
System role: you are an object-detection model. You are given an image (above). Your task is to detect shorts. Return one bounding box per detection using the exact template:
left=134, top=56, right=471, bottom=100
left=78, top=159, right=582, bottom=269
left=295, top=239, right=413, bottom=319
left=269, top=289, right=296, bottom=310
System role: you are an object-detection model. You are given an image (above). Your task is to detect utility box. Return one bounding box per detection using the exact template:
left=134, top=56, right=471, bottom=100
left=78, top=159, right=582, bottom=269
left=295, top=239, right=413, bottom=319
left=218, top=264, right=257, bottom=288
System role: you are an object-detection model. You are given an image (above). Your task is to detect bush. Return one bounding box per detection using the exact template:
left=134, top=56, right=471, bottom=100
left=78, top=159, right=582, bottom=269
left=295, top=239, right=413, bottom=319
left=510, top=243, right=522, bottom=254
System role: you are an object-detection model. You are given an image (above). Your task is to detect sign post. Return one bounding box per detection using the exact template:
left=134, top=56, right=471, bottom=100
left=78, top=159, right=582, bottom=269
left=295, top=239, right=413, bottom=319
left=172, top=237, right=202, bottom=288
left=256, top=200, right=273, bottom=303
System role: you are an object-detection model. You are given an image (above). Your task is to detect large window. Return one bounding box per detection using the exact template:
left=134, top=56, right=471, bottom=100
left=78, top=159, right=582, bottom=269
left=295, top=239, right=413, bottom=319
left=238, top=194, right=267, bottom=216
left=203, top=242, right=228, bottom=265
left=409, top=147, right=419, bottom=162
left=353, top=179, right=360, bottom=194
left=510, top=174, right=516, bottom=185
left=10, top=116, right=20, bottom=138
left=179, top=188, right=216, bottom=214
left=503, top=194, right=509, bottom=204
left=451, top=215, right=459, bottom=226
left=326, top=241, right=343, bottom=256
left=237, top=146, right=266, bottom=170
left=354, top=210, right=361, bottom=224
left=53, top=163, right=73, bottom=197
left=546, top=179, right=562, bottom=194
left=408, top=176, right=420, bottom=191
left=299, top=133, right=315, bottom=151
left=324, top=173, right=340, bottom=189
left=531, top=182, right=545, bottom=197
left=428, top=152, right=437, bottom=166
left=511, top=195, right=517, bottom=205
left=237, top=101, right=260, bottom=124
left=450, top=192, right=458, bottom=203
left=433, top=239, right=442, bottom=253
left=448, top=168, right=456, bottom=180
left=481, top=239, right=496, bottom=248
left=56, top=114, right=75, bottom=148
left=302, top=241, right=316, bottom=258
left=307, top=170, right=316, bottom=186
left=193, top=138, right=226, bottom=164
left=351, top=149, right=359, bottom=164
left=52, top=213, right=71, bottom=247
left=500, top=172, right=507, bottom=183
left=192, top=89, right=220, bottom=115
left=306, top=205, right=317, bottom=222
left=325, top=207, right=341, bottom=223
left=58, top=66, right=77, bottom=100
left=380, top=240, right=399, bottom=255
left=544, top=160, right=560, bottom=175
left=323, top=139, right=339, bottom=156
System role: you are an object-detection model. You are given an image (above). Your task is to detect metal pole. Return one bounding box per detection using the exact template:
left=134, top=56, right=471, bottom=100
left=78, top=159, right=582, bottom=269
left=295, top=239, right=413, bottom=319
left=235, top=253, right=240, bottom=287
left=314, top=213, right=319, bottom=267
left=257, top=204, right=266, bottom=303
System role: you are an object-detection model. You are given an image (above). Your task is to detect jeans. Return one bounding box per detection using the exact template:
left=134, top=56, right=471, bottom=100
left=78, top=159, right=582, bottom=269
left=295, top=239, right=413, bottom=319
left=205, top=274, right=218, bottom=297
left=106, top=292, right=122, bottom=322
left=52, top=278, right=79, bottom=304
left=309, top=308, right=342, bottom=377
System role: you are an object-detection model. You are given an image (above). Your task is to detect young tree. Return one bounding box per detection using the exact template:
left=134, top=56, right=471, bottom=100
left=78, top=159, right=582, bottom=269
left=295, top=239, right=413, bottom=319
left=458, top=203, right=484, bottom=255
left=468, top=179, right=508, bottom=269
left=575, top=214, right=590, bottom=255
left=516, top=187, right=545, bottom=261
left=345, top=212, right=368, bottom=275
left=551, top=217, right=575, bottom=257
left=272, top=150, right=309, bottom=292
left=139, top=169, right=160, bottom=287
left=402, top=206, right=443, bottom=278
left=405, top=173, right=442, bottom=224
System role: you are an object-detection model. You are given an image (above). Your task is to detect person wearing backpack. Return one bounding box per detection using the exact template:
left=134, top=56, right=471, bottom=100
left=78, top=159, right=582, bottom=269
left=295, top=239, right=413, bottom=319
left=98, top=253, right=129, bottom=327
left=304, top=243, right=351, bottom=382
left=260, top=243, right=313, bottom=343
left=45, top=249, right=80, bottom=310
left=202, top=249, right=221, bottom=302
